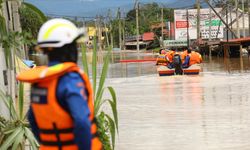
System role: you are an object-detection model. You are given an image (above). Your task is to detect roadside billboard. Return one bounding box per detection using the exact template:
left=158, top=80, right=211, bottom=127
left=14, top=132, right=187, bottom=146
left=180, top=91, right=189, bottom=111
left=174, top=8, right=224, bottom=40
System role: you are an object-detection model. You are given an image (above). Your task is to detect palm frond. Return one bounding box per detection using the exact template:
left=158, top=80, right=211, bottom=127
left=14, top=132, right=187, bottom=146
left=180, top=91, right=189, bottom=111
left=0, top=126, right=22, bottom=150
left=94, top=88, right=105, bottom=115
left=96, top=48, right=111, bottom=101
left=105, top=114, right=116, bottom=150
left=24, top=127, right=40, bottom=149
left=0, top=89, right=18, bottom=120
left=11, top=128, right=25, bottom=150
left=99, top=99, right=118, bottom=135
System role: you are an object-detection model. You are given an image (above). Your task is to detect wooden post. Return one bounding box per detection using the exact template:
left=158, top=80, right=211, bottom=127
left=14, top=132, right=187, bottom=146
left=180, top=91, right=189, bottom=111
left=240, top=44, right=243, bottom=72
left=224, top=44, right=230, bottom=58
left=240, top=43, right=243, bottom=58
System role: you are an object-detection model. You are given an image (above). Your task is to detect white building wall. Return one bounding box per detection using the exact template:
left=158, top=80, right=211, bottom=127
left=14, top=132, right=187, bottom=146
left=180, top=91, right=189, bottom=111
left=224, top=10, right=250, bottom=39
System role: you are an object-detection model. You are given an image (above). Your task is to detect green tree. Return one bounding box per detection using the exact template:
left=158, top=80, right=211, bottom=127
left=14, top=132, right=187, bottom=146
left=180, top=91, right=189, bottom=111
left=113, top=2, right=174, bottom=49
left=19, top=2, right=47, bottom=39
left=124, top=3, right=173, bottom=35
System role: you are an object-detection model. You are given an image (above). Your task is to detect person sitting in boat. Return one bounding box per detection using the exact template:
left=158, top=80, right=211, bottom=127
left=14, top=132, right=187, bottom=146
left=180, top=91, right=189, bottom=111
left=166, top=49, right=176, bottom=69
left=182, top=49, right=202, bottom=68
left=181, top=48, right=188, bottom=63
left=156, top=48, right=167, bottom=65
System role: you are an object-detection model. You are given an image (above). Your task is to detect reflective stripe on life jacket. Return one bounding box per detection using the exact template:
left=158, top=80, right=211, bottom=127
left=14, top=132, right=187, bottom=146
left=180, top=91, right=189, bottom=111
left=17, top=62, right=102, bottom=150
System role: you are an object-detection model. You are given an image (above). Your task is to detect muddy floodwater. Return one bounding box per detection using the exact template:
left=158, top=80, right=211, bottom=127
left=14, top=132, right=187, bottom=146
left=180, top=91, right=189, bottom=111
left=103, top=52, right=250, bottom=150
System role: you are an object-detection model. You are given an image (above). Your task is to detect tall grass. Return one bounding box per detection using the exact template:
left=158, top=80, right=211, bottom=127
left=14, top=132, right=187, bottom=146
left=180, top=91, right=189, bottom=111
left=81, top=37, right=118, bottom=150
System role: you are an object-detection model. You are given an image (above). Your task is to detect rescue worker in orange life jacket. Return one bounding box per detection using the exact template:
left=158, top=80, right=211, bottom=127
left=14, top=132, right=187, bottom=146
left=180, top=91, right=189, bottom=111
left=181, top=48, right=188, bottom=63
left=166, top=49, right=175, bottom=69
left=182, top=48, right=202, bottom=68
left=156, top=49, right=167, bottom=65
left=17, top=19, right=102, bottom=150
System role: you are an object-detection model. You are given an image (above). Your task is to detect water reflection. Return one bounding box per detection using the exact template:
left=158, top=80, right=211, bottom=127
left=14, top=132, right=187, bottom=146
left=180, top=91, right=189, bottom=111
left=202, top=56, right=250, bottom=74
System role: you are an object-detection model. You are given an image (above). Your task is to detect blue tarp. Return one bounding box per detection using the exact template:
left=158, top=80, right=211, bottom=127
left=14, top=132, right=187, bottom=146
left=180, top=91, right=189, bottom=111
left=23, top=60, right=35, bottom=68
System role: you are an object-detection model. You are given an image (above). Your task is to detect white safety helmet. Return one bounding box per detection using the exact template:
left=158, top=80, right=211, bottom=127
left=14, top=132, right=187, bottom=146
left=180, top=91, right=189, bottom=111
left=37, top=18, right=85, bottom=49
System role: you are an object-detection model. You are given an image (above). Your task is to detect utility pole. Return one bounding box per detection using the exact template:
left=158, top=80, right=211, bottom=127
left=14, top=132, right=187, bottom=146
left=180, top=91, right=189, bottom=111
left=135, top=0, right=140, bottom=54
left=196, top=0, right=201, bottom=47
left=205, top=0, right=238, bottom=38
left=123, top=12, right=126, bottom=50
left=99, top=16, right=103, bottom=52
left=235, top=0, right=240, bottom=38
left=186, top=9, right=190, bottom=48
left=242, top=0, right=246, bottom=37
left=118, top=8, right=122, bottom=50
left=104, top=18, right=110, bottom=48
left=248, top=0, right=250, bottom=36
left=209, top=0, right=212, bottom=57
left=169, top=10, right=172, bottom=40
left=161, top=7, right=164, bottom=48
left=226, top=3, right=229, bottom=42
left=229, top=5, right=233, bottom=32
left=108, top=10, right=114, bottom=50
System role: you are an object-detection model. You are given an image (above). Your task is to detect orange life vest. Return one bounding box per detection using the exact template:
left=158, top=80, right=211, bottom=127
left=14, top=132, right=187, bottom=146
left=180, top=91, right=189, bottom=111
left=181, top=50, right=188, bottom=64
left=156, top=54, right=167, bottom=65
left=189, top=51, right=202, bottom=66
left=166, top=50, right=175, bottom=63
left=17, top=62, right=102, bottom=150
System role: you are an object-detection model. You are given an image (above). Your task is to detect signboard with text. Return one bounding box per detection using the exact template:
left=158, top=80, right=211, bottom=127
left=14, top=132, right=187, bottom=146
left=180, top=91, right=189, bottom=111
left=174, top=8, right=224, bottom=40
left=163, top=40, right=187, bottom=47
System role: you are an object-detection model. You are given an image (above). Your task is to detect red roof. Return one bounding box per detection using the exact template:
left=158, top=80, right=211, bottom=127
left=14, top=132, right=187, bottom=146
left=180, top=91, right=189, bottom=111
left=223, top=37, right=250, bottom=43
left=143, top=32, right=154, bottom=41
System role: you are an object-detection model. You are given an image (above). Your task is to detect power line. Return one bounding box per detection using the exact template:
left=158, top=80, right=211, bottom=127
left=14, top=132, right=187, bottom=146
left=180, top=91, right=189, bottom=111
left=46, top=13, right=121, bottom=20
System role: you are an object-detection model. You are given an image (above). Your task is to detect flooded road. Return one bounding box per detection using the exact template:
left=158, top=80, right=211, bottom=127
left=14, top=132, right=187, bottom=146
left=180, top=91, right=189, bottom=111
left=103, top=52, right=250, bottom=150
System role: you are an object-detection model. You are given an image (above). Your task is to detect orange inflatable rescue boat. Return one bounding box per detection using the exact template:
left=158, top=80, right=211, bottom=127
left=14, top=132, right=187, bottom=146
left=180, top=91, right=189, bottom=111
left=157, top=64, right=201, bottom=76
